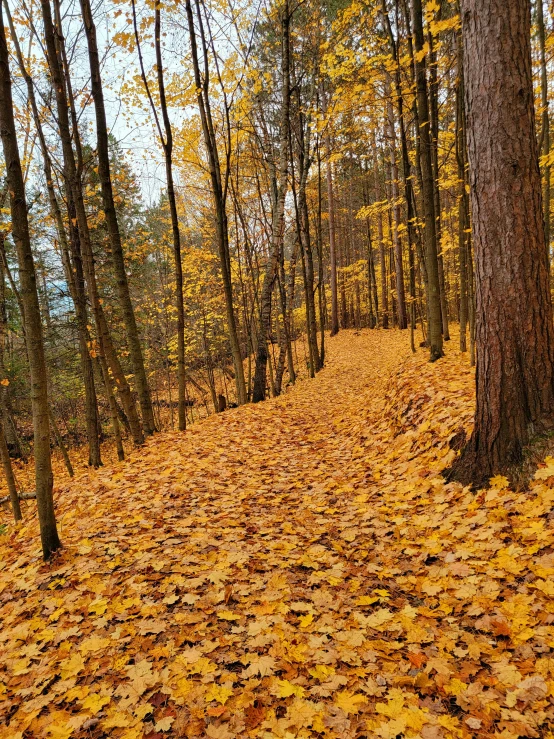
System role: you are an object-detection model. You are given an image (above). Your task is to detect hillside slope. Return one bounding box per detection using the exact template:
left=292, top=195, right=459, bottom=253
left=1, top=331, right=554, bottom=739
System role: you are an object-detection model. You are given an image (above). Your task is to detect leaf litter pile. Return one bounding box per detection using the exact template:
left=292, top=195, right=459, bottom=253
left=2, top=330, right=554, bottom=739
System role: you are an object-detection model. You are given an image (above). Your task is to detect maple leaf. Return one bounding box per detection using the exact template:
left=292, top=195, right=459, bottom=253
left=275, top=679, right=305, bottom=698
left=79, top=636, right=111, bottom=654
left=363, top=608, right=394, bottom=629
left=205, top=683, right=233, bottom=704
left=534, top=456, right=554, bottom=479
left=335, top=690, right=367, bottom=714
left=298, top=613, right=313, bottom=628
left=125, top=659, right=158, bottom=695
left=102, top=710, right=133, bottom=729
left=242, top=655, right=276, bottom=677
left=81, top=693, right=111, bottom=713
left=375, top=690, right=405, bottom=719
left=59, top=653, right=85, bottom=680
left=154, top=716, right=175, bottom=732
left=217, top=610, right=240, bottom=620
left=137, top=619, right=165, bottom=635
left=309, top=664, right=335, bottom=681
left=489, top=474, right=510, bottom=489
left=205, top=723, right=234, bottom=739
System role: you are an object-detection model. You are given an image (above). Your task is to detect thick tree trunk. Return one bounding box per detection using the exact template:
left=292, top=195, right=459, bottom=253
left=0, top=6, right=60, bottom=557
left=80, top=0, right=155, bottom=436
left=451, top=0, right=554, bottom=485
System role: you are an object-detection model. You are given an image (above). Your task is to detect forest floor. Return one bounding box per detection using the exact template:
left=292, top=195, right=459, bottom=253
left=2, top=329, right=554, bottom=739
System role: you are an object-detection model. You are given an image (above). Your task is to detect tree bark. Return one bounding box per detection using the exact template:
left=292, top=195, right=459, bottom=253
left=325, top=132, right=339, bottom=336
left=428, top=26, right=450, bottom=341
left=252, top=1, right=291, bottom=402
left=537, top=0, right=551, bottom=267
left=131, top=1, right=187, bottom=431
left=451, top=0, right=554, bottom=485
left=4, top=2, right=102, bottom=467
left=384, top=74, right=407, bottom=329
left=41, top=0, right=144, bottom=446
left=0, top=417, right=21, bottom=521
left=184, top=0, right=247, bottom=405
left=0, top=4, right=60, bottom=557
left=455, top=31, right=470, bottom=354
left=80, top=0, right=155, bottom=435
left=412, top=0, right=443, bottom=361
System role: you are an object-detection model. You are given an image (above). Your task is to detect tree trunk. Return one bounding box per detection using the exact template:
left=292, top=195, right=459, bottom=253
left=252, top=1, right=291, bottom=402
left=325, top=138, right=339, bottom=336
left=80, top=0, right=155, bottom=436
left=428, top=26, right=450, bottom=341
left=451, top=0, right=554, bottom=485
left=0, top=5, right=60, bottom=557
left=384, top=75, right=407, bottom=329
left=4, top=3, right=102, bottom=467
left=131, top=1, right=187, bottom=431
left=455, top=32, right=470, bottom=354
left=41, top=0, right=144, bottom=446
left=49, top=406, right=73, bottom=477
left=412, top=0, right=443, bottom=361
left=0, top=418, right=21, bottom=521
left=0, top=239, right=23, bottom=460
left=184, top=0, right=247, bottom=406
left=537, top=0, right=551, bottom=268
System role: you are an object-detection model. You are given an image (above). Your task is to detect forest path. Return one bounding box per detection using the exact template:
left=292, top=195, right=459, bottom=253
left=2, top=330, right=554, bottom=738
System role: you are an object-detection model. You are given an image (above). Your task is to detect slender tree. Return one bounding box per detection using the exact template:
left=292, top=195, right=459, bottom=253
left=131, top=0, right=187, bottom=431
left=41, top=0, right=144, bottom=447
left=4, top=1, right=102, bottom=467
left=184, top=0, right=247, bottom=405
left=0, top=2, right=60, bottom=557
left=412, top=0, right=443, bottom=361
left=252, top=0, right=291, bottom=402
left=80, top=0, right=156, bottom=435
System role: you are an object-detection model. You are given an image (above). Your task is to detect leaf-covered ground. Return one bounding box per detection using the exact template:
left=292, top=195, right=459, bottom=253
left=2, top=330, right=554, bottom=739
